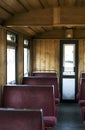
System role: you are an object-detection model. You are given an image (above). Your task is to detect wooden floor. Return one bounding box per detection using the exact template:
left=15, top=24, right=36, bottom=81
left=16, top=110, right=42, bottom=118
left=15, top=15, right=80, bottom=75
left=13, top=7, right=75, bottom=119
left=52, top=103, right=84, bottom=130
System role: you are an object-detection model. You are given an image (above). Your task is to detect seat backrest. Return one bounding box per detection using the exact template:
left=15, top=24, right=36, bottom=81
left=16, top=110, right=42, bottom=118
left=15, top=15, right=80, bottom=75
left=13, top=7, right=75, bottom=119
left=0, top=108, right=44, bottom=130
left=32, top=72, right=57, bottom=77
left=22, top=76, right=60, bottom=98
left=79, top=78, right=85, bottom=100
left=3, top=85, right=55, bottom=116
left=80, top=72, right=85, bottom=78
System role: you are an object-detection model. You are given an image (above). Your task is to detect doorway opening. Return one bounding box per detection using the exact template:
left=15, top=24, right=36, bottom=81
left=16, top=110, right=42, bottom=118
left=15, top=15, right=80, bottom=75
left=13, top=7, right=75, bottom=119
left=60, top=40, right=78, bottom=102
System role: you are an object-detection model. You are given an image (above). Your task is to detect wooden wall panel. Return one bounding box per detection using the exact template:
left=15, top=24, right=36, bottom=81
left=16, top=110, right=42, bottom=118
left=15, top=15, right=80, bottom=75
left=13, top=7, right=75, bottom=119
left=40, top=40, right=46, bottom=70
left=17, top=34, right=24, bottom=84
left=36, top=40, right=41, bottom=70
left=32, top=39, right=60, bottom=74
left=49, top=40, right=55, bottom=70
left=78, top=40, right=84, bottom=75
left=32, top=40, right=36, bottom=71
left=54, top=39, right=60, bottom=75
left=0, top=28, right=6, bottom=106
left=78, top=39, right=85, bottom=88
left=45, top=40, right=50, bottom=70
left=84, top=40, right=85, bottom=70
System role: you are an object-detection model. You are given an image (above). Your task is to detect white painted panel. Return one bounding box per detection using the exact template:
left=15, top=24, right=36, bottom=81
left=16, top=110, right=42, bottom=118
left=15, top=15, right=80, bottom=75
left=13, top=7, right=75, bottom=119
left=62, top=78, right=75, bottom=100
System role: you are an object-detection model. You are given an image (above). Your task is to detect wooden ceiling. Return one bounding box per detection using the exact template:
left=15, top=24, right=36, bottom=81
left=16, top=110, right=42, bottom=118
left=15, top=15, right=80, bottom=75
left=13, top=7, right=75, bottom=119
left=0, top=0, right=85, bottom=37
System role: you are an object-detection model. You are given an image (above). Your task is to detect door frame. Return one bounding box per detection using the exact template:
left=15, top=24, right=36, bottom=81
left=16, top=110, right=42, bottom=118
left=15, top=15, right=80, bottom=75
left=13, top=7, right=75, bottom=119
left=60, top=40, right=78, bottom=102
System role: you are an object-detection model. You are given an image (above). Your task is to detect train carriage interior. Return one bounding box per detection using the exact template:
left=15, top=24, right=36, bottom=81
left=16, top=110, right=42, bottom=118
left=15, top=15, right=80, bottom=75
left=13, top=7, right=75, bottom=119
left=0, top=0, right=85, bottom=130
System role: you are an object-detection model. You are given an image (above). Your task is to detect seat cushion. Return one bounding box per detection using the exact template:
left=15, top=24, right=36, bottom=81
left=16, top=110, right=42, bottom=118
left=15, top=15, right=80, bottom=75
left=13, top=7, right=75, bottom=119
left=55, top=98, right=60, bottom=104
left=81, top=106, right=85, bottom=120
left=44, top=116, right=57, bottom=128
left=83, top=120, right=85, bottom=127
left=79, top=100, right=85, bottom=107
left=76, top=92, right=80, bottom=100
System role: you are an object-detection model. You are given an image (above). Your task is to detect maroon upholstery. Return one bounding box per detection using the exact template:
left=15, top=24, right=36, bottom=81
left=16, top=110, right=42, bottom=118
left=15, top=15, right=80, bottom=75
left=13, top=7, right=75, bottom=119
left=44, top=116, right=57, bottom=127
left=80, top=106, right=85, bottom=126
left=22, top=76, right=60, bottom=104
left=83, top=121, right=85, bottom=127
left=32, top=72, right=57, bottom=77
left=3, top=85, right=57, bottom=128
left=80, top=72, right=85, bottom=78
left=0, top=108, right=44, bottom=130
left=78, top=79, right=85, bottom=106
left=77, top=76, right=85, bottom=126
left=81, top=106, right=85, bottom=120
left=79, top=100, right=85, bottom=107
left=77, top=74, right=85, bottom=100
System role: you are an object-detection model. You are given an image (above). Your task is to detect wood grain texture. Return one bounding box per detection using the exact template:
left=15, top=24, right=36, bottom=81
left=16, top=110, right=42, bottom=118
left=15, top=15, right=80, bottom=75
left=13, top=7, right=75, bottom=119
left=78, top=40, right=84, bottom=88
left=17, top=34, right=24, bottom=84
left=0, top=28, right=6, bottom=106
left=0, top=0, right=85, bottom=36
left=32, top=39, right=60, bottom=74
left=0, top=28, right=6, bottom=86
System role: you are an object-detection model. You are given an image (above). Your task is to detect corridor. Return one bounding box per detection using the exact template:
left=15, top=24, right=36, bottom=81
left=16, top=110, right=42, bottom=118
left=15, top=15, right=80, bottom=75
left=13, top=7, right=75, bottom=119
left=54, top=103, right=84, bottom=130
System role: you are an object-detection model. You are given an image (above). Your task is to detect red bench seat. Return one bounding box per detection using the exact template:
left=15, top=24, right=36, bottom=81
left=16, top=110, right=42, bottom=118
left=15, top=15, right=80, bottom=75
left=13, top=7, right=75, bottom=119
left=3, top=85, right=57, bottom=128
left=22, top=76, right=60, bottom=104
left=0, top=108, right=45, bottom=130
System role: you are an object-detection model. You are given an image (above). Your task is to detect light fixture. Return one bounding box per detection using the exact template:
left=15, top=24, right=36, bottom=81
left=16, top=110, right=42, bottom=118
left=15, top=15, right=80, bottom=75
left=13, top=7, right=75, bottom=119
left=65, top=29, right=73, bottom=38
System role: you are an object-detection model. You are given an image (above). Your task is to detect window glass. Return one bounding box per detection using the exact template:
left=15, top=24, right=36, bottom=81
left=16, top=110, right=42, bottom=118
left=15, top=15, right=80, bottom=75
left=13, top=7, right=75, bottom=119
left=63, top=44, right=75, bottom=75
left=24, top=39, right=30, bottom=76
left=7, top=32, right=16, bottom=43
left=7, top=31, right=17, bottom=84
left=7, top=47, right=16, bottom=83
left=24, top=39, right=29, bottom=46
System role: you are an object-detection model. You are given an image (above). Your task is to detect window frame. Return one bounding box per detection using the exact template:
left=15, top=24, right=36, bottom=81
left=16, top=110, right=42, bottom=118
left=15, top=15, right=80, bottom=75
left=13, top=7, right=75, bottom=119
left=6, top=31, right=18, bottom=84
left=23, top=39, right=30, bottom=77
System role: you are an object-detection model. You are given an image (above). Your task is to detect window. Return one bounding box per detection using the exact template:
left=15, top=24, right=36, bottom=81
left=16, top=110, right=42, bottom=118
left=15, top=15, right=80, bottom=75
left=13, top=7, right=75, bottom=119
left=24, top=39, right=30, bottom=76
left=7, top=32, right=16, bottom=43
left=7, top=46, right=16, bottom=83
left=63, top=44, right=75, bottom=75
left=7, top=31, right=17, bottom=84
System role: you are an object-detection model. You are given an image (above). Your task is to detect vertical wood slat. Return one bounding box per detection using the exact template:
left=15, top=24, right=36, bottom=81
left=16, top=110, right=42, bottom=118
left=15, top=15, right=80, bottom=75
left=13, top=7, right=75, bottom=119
left=49, top=39, right=55, bottom=70
left=32, top=40, right=36, bottom=71
left=17, top=34, right=24, bottom=84
left=40, top=39, right=45, bottom=70
left=78, top=39, right=84, bottom=88
left=45, top=40, right=50, bottom=70
left=0, top=28, right=6, bottom=106
left=78, top=40, right=84, bottom=73
left=30, top=40, right=33, bottom=73
left=0, top=28, right=6, bottom=86
left=54, top=39, right=60, bottom=75
left=84, top=40, right=85, bottom=70
left=36, top=39, right=41, bottom=71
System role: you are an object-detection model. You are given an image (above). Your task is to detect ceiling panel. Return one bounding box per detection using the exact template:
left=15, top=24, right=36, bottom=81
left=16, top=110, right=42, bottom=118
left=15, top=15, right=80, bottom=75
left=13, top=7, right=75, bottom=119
left=30, top=26, right=45, bottom=33
left=18, top=0, right=44, bottom=11
left=2, top=0, right=26, bottom=13
left=0, top=7, right=11, bottom=20
left=23, top=27, right=36, bottom=36
left=45, top=0, right=58, bottom=7
left=11, top=27, right=28, bottom=35
left=38, top=0, right=50, bottom=8
left=64, top=0, right=76, bottom=7
left=0, top=0, right=85, bottom=36
left=24, top=0, right=42, bottom=9
left=0, top=1, right=15, bottom=15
